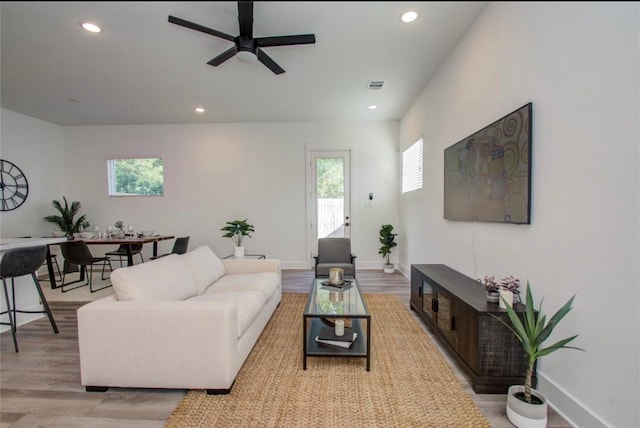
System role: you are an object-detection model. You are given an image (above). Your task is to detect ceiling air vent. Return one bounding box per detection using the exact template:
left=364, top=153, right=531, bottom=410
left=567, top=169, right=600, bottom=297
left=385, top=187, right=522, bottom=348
left=367, top=80, right=386, bottom=90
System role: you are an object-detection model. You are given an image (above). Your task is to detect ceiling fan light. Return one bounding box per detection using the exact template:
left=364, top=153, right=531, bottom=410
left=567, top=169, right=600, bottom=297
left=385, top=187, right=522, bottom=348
left=236, top=50, right=257, bottom=63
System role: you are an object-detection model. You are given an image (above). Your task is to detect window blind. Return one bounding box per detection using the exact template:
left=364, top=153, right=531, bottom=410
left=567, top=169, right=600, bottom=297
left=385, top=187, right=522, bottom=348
left=402, top=138, right=423, bottom=193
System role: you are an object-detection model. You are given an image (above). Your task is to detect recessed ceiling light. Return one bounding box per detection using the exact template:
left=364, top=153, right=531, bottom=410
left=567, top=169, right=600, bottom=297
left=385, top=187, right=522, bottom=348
left=194, top=107, right=205, bottom=113
left=80, top=21, right=102, bottom=33
left=401, top=10, right=418, bottom=23
left=368, top=105, right=378, bottom=110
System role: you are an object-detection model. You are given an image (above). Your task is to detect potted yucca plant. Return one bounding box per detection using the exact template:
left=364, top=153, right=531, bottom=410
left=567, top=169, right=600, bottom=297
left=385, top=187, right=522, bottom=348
left=493, top=283, right=584, bottom=428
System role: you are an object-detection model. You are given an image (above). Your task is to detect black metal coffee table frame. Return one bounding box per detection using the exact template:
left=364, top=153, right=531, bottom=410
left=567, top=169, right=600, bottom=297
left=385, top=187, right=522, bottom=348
left=302, top=277, right=371, bottom=371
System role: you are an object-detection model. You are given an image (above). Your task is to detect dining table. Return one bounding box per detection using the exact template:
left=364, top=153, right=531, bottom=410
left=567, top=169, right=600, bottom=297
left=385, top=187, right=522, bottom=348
left=46, top=234, right=175, bottom=289
left=83, top=235, right=175, bottom=267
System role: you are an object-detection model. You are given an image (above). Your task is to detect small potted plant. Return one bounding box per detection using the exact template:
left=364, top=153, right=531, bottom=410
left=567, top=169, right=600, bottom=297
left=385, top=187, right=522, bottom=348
left=500, top=275, right=521, bottom=304
left=493, top=283, right=584, bottom=428
left=43, top=196, right=90, bottom=238
left=481, top=275, right=500, bottom=302
left=221, top=219, right=254, bottom=257
left=378, top=224, right=398, bottom=273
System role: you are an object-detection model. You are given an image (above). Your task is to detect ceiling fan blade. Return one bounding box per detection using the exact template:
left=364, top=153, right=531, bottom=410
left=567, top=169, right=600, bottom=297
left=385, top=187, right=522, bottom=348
left=207, top=46, right=238, bottom=66
left=256, top=34, right=316, bottom=47
left=257, top=49, right=285, bottom=75
left=237, top=1, right=253, bottom=39
left=168, top=15, right=235, bottom=43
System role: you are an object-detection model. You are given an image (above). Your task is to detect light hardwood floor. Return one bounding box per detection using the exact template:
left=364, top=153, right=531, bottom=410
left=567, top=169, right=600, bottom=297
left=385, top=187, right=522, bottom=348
left=1, top=270, right=572, bottom=427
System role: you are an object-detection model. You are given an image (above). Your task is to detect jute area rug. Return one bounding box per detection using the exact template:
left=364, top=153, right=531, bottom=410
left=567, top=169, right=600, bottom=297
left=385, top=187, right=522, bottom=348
left=164, top=293, right=490, bottom=428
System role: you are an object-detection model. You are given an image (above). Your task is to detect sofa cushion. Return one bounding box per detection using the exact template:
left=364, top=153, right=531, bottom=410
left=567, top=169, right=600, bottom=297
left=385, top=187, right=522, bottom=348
left=182, top=245, right=226, bottom=295
left=187, top=291, right=266, bottom=338
left=111, top=254, right=198, bottom=301
left=202, top=272, right=279, bottom=301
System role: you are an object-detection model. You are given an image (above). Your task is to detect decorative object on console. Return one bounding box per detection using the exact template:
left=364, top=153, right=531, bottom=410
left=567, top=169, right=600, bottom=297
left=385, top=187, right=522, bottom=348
left=221, top=219, right=254, bottom=257
left=481, top=275, right=520, bottom=303
left=444, top=102, right=532, bottom=224
left=481, top=275, right=500, bottom=302
left=378, top=224, right=398, bottom=273
left=43, top=196, right=90, bottom=238
left=499, top=275, right=521, bottom=308
left=491, top=283, right=584, bottom=428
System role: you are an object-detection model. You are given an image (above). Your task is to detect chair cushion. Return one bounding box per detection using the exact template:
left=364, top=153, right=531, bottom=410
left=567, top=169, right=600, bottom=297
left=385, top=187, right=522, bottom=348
left=316, top=263, right=355, bottom=276
left=181, top=245, right=226, bottom=295
left=187, top=291, right=265, bottom=338
left=111, top=254, right=198, bottom=301
left=202, top=272, right=279, bottom=301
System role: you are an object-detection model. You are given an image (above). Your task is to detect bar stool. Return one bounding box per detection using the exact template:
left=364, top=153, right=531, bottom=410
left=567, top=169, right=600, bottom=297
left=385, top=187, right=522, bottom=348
left=0, top=245, right=59, bottom=352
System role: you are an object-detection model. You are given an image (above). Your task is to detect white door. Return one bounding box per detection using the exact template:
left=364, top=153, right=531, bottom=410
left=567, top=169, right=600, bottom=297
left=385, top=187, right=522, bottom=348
left=306, top=150, right=351, bottom=265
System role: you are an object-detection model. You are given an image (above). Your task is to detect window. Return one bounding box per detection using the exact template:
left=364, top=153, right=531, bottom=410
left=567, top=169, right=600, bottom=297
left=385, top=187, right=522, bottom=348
left=107, top=158, right=164, bottom=196
left=402, top=138, right=423, bottom=193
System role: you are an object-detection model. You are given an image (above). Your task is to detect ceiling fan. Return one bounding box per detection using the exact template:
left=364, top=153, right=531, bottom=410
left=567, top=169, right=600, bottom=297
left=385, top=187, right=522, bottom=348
left=168, top=1, right=316, bottom=75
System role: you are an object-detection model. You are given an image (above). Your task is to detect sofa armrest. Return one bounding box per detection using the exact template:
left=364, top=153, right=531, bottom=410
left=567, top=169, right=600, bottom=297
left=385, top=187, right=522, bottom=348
left=77, top=296, right=239, bottom=388
left=223, top=258, right=281, bottom=277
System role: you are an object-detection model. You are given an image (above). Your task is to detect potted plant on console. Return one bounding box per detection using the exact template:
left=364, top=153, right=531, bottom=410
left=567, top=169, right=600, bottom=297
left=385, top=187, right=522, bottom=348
left=378, top=224, right=397, bottom=273
left=221, top=219, right=254, bottom=257
left=493, top=283, right=584, bottom=428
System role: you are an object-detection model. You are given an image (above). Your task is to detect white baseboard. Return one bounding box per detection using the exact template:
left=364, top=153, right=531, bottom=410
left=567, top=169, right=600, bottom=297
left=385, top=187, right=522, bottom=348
left=538, top=372, right=607, bottom=427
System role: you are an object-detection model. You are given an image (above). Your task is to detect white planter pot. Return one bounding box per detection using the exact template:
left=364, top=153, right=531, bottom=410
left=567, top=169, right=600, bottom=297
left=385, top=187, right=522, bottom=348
left=506, top=385, right=548, bottom=428
left=233, top=246, right=245, bottom=257
left=383, top=264, right=395, bottom=274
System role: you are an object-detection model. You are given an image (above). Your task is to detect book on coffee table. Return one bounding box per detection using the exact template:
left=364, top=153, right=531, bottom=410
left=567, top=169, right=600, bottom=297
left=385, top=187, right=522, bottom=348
left=315, top=326, right=358, bottom=348
left=318, top=326, right=355, bottom=342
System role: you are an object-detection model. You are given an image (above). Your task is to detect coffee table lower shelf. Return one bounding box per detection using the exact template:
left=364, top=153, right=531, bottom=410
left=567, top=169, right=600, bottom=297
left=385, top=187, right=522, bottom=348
left=303, top=318, right=370, bottom=370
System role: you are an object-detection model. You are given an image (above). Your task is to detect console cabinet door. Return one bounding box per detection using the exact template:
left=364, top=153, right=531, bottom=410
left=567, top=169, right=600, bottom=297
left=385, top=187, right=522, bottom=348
left=421, top=280, right=436, bottom=322
left=451, top=301, right=479, bottom=373
left=410, top=268, right=422, bottom=309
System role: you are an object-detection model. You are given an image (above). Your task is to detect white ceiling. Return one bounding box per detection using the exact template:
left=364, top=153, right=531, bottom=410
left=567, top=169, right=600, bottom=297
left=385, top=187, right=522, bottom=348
left=1, top=1, right=487, bottom=126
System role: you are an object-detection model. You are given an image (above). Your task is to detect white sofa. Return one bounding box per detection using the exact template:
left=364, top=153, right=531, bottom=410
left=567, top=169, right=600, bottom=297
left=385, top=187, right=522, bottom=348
left=77, top=245, right=281, bottom=394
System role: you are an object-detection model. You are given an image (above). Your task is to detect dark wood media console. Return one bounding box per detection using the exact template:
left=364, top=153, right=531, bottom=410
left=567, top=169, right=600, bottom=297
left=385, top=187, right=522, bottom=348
left=410, top=264, right=535, bottom=394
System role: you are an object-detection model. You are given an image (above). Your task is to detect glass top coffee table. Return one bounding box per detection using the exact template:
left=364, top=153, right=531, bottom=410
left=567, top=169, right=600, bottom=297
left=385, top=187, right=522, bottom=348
left=302, top=277, right=371, bottom=371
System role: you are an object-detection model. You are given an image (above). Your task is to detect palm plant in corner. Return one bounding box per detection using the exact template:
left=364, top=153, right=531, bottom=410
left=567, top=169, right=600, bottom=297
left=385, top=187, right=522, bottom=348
left=43, top=196, right=90, bottom=238
left=493, top=283, right=584, bottom=428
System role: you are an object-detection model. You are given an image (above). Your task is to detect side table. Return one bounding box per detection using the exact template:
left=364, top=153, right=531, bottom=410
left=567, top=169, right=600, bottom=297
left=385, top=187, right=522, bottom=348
left=223, top=254, right=266, bottom=259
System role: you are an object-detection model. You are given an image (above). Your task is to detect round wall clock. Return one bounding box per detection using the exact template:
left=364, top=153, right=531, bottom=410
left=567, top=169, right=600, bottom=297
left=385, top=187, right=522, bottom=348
left=0, top=159, right=29, bottom=211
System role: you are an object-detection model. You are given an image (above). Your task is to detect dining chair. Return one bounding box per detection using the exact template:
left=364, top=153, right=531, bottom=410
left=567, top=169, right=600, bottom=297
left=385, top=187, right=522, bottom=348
left=105, top=243, right=144, bottom=267
left=314, top=237, right=357, bottom=278
left=59, top=240, right=112, bottom=293
left=0, top=245, right=59, bottom=352
left=150, top=236, right=190, bottom=260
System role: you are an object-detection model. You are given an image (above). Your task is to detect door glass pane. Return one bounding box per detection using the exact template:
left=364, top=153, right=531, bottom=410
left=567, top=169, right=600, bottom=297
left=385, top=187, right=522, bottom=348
left=316, top=157, right=345, bottom=238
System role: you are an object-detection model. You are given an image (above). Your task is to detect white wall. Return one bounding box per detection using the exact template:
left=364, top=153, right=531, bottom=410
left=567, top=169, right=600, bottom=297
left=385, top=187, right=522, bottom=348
left=0, top=109, right=65, bottom=237
left=0, top=109, right=65, bottom=330
left=399, top=2, right=639, bottom=427
left=62, top=121, right=399, bottom=268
